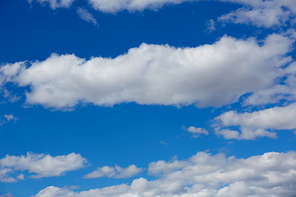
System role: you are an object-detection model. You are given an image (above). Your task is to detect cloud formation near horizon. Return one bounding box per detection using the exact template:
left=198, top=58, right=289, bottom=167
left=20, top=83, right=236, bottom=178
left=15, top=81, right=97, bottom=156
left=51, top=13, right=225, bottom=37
left=34, top=151, right=296, bottom=197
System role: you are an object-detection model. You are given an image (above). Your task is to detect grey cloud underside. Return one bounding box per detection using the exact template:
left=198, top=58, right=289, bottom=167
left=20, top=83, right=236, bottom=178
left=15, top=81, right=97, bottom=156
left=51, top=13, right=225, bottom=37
left=35, top=151, right=296, bottom=197
left=0, top=33, right=294, bottom=109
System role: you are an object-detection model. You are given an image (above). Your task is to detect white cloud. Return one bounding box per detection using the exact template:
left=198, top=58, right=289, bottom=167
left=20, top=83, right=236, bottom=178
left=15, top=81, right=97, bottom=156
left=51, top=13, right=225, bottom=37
left=186, top=126, right=208, bottom=137
left=244, top=61, right=296, bottom=106
left=34, top=151, right=296, bottom=197
left=4, top=114, right=17, bottom=122
left=219, top=0, right=296, bottom=28
left=0, top=193, right=13, bottom=197
left=88, top=0, right=194, bottom=13
left=84, top=164, right=142, bottom=179
left=115, top=165, right=142, bottom=178
left=17, top=174, right=25, bottom=180
left=0, top=168, right=17, bottom=183
left=214, top=102, right=296, bottom=140
left=77, top=7, right=98, bottom=26
left=28, top=0, right=74, bottom=9
left=205, top=19, right=216, bottom=33
left=84, top=166, right=116, bottom=178
left=0, top=152, right=86, bottom=180
left=1, top=33, right=293, bottom=110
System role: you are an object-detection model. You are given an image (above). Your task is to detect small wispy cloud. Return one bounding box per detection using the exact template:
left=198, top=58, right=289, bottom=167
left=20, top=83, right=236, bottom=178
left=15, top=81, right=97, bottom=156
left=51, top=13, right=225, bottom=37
left=77, top=7, right=98, bottom=26
left=183, top=126, right=208, bottom=138
left=205, top=19, right=216, bottom=33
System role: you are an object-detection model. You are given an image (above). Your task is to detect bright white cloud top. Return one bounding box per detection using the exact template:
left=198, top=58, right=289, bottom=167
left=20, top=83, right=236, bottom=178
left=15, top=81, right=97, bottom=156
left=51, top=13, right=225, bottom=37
left=0, top=33, right=294, bottom=109
left=34, top=151, right=296, bottom=197
left=0, top=152, right=86, bottom=181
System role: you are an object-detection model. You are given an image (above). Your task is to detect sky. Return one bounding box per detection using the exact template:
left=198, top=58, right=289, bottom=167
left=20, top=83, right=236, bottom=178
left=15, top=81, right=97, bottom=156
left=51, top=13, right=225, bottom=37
left=0, top=0, right=296, bottom=196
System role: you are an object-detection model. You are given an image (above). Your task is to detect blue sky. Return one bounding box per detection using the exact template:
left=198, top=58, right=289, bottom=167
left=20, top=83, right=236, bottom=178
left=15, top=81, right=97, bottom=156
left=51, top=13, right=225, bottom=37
left=0, top=0, right=296, bottom=196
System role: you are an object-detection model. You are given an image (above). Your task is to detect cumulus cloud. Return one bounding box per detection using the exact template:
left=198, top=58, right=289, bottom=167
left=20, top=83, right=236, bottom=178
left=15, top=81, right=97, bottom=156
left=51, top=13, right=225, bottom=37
left=214, top=102, right=296, bottom=140
left=0, top=33, right=293, bottom=110
left=0, top=152, right=86, bottom=181
left=219, top=0, right=296, bottom=27
left=28, top=0, right=74, bottom=9
left=84, top=164, right=142, bottom=179
left=34, top=151, right=296, bottom=197
left=77, top=7, right=98, bottom=26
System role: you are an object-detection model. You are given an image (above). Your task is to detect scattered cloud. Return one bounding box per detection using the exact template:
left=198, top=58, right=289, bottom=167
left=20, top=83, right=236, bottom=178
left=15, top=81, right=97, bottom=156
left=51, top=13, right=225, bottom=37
left=185, top=126, right=208, bottom=138
left=4, top=114, right=17, bottom=122
left=77, top=7, right=98, bottom=26
left=0, top=114, right=18, bottom=126
left=0, top=33, right=294, bottom=110
left=88, top=0, right=194, bottom=13
left=205, top=19, right=216, bottom=33
left=0, top=193, right=13, bottom=197
left=219, top=0, right=296, bottom=28
left=0, top=168, right=17, bottom=183
left=34, top=151, right=296, bottom=197
left=0, top=152, right=86, bottom=181
left=28, top=0, right=74, bottom=9
left=84, top=164, right=142, bottom=179
left=214, top=102, right=296, bottom=140
left=17, top=174, right=25, bottom=180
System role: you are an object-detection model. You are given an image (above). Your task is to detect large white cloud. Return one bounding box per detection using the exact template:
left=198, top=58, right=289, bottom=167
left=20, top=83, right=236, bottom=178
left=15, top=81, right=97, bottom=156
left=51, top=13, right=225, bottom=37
left=1, top=33, right=293, bottom=109
left=0, top=152, right=86, bottom=181
left=34, top=151, right=296, bottom=197
left=219, top=0, right=296, bottom=27
left=214, top=102, right=296, bottom=140
left=84, top=165, right=142, bottom=179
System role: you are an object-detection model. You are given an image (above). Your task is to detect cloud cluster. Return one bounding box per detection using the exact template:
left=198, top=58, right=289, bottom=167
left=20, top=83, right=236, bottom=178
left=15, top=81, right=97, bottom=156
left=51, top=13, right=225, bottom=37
left=214, top=102, right=296, bottom=140
left=84, top=165, right=142, bottom=179
left=34, top=151, right=296, bottom=197
left=0, top=33, right=293, bottom=109
left=27, top=0, right=296, bottom=28
left=0, top=152, right=86, bottom=182
left=219, top=0, right=296, bottom=27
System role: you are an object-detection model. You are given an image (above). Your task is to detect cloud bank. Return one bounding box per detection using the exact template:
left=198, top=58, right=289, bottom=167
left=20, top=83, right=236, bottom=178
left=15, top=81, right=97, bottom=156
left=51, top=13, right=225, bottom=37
left=34, top=151, right=296, bottom=197
left=0, top=33, right=293, bottom=109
